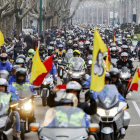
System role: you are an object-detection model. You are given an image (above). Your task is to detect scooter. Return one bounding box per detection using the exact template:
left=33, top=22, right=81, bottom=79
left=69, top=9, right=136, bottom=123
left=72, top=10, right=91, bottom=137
left=91, top=85, right=131, bottom=140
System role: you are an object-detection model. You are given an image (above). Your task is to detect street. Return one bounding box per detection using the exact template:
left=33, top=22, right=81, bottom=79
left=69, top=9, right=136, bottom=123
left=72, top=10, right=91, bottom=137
left=25, top=61, right=140, bottom=140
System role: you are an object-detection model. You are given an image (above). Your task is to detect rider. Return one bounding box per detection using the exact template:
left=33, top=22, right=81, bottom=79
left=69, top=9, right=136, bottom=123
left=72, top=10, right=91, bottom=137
left=39, top=43, right=47, bottom=58
left=15, top=58, right=26, bottom=68
left=47, top=81, right=96, bottom=115
left=55, top=44, right=66, bottom=57
left=110, top=47, right=119, bottom=59
left=0, top=78, right=21, bottom=140
left=47, top=46, right=54, bottom=56
left=9, top=65, right=21, bottom=85
left=117, top=52, right=134, bottom=71
left=26, top=49, right=35, bottom=62
left=109, top=68, right=125, bottom=97
left=56, top=38, right=65, bottom=49
left=0, top=53, right=12, bottom=71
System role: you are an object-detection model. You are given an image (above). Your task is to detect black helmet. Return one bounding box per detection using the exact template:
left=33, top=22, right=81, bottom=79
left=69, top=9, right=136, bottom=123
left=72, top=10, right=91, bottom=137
left=40, top=44, right=45, bottom=50
left=16, top=68, right=26, bottom=84
left=0, top=70, right=9, bottom=81
left=0, top=78, right=8, bottom=92
left=105, top=72, right=111, bottom=81
left=17, top=54, right=26, bottom=61
left=49, top=42, right=54, bottom=46
left=109, top=68, right=120, bottom=78
left=0, top=53, right=8, bottom=64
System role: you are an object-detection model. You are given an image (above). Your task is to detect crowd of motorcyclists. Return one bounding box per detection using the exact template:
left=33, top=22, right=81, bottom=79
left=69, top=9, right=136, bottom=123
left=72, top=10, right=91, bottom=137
left=0, top=24, right=139, bottom=140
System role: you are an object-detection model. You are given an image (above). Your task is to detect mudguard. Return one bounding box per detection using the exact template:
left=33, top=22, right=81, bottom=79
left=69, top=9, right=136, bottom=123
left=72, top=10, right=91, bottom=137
left=3, top=128, right=13, bottom=140
left=42, top=88, right=49, bottom=98
left=123, top=111, right=131, bottom=127
left=101, top=127, right=113, bottom=134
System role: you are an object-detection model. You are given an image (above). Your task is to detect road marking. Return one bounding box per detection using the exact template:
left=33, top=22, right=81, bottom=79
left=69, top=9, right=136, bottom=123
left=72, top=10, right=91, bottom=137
left=132, top=101, right=140, bottom=117
left=128, top=92, right=132, bottom=96
left=129, top=124, right=140, bottom=126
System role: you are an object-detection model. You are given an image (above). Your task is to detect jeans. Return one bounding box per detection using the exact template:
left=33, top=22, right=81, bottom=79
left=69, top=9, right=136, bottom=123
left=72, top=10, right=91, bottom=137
left=13, top=111, right=20, bottom=131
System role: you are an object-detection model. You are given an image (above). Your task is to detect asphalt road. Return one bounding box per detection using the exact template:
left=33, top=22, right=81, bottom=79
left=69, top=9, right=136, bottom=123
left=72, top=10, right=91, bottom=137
left=25, top=60, right=140, bottom=140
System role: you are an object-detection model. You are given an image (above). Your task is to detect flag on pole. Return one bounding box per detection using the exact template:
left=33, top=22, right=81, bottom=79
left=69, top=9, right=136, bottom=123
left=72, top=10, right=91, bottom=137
left=0, top=31, right=4, bottom=47
left=29, top=47, right=47, bottom=85
left=106, top=48, right=111, bottom=72
left=33, top=54, right=54, bottom=86
left=113, top=33, right=116, bottom=43
left=90, top=28, right=107, bottom=92
left=129, top=68, right=140, bottom=91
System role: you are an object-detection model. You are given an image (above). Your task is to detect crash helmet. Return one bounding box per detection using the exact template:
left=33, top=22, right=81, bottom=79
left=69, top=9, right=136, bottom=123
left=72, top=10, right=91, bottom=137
left=110, top=42, right=116, bottom=48
left=16, top=68, right=26, bottom=84
left=127, top=35, right=131, bottom=40
left=28, top=49, right=35, bottom=57
left=61, top=36, right=65, bottom=42
left=17, top=54, right=26, bottom=61
left=40, top=43, right=45, bottom=50
left=73, top=44, right=78, bottom=50
left=0, top=78, right=8, bottom=92
left=58, top=44, right=63, bottom=51
left=117, top=41, right=122, bottom=47
left=73, top=39, right=78, bottom=44
left=73, top=50, right=81, bottom=57
left=122, top=45, right=128, bottom=52
left=52, top=37, right=56, bottom=41
left=109, top=68, right=120, bottom=78
left=121, top=52, right=128, bottom=62
left=85, top=41, right=90, bottom=47
left=60, top=93, right=78, bottom=107
left=67, top=40, right=73, bottom=46
left=11, top=65, right=21, bottom=76
left=133, top=36, right=137, bottom=40
left=111, top=47, right=117, bottom=56
left=56, top=38, right=60, bottom=43
left=16, top=58, right=25, bottom=67
left=0, top=70, right=9, bottom=81
left=0, top=53, right=8, bottom=64
left=49, top=41, right=54, bottom=47
left=48, top=46, right=53, bottom=55
left=105, top=72, right=111, bottom=82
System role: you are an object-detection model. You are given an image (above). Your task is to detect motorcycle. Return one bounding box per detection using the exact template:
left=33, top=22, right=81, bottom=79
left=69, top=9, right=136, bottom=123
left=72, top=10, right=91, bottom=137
left=40, top=73, right=54, bottom=106
left=63, top=57, right=86, bottom=85
left=91, top=85, right=130, bottom=140
left=0, top=93, right=19, bottom=140
left=119, top=66, right=131, bottom=98
left=17, top=87, right=34, bottom=140
left=30, top=106, right=99, bottom=140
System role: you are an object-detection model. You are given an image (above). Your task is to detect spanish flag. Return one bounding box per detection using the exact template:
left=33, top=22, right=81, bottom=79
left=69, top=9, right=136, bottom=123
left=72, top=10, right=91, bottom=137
left=106, top=48, right=111, bottom=72
left=90, top=29, right=107, bottom=92
left=129, top=68, right=140, bottom=91
left=0, top=31, right=4, bottom=46
left=113, top=33, right=116, bottom=43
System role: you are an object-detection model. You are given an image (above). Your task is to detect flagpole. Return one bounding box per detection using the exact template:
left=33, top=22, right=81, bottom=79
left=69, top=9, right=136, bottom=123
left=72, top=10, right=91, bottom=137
left=32, top=41, right=40, bottom=84
left=127, top=65, right=139, bottom=92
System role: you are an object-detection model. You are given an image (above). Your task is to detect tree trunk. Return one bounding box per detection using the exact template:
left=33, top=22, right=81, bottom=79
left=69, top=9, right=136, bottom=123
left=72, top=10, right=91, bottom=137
left=43, top=19, right=47, bottom=33
left=46, top=18, right=51, bottom=29
left=16, top=19, right=22, bottom=38
left=1, top=18, right=6, bottom=38
left=6, top=16, right=13, bottom=37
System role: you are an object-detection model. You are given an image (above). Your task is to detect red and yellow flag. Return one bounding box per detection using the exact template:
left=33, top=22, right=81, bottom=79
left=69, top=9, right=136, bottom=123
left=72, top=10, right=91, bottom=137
left=0, top=30, right=4, bottom=46
left=113, top=33, right=116, bottom=43
left=129, top=69, right=140, bottom=91
left=106, top=48, right=111, bottom=72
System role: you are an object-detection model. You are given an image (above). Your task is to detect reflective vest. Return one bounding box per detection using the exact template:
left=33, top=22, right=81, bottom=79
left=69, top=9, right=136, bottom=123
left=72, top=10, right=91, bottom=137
left=56, top=110, right=85, bottom=127
left=12, top=82, right=30, bottom=92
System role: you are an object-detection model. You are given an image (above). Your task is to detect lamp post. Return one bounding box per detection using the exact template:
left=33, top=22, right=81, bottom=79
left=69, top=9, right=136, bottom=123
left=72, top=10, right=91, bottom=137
left=39, top=0, right=42, bottom=33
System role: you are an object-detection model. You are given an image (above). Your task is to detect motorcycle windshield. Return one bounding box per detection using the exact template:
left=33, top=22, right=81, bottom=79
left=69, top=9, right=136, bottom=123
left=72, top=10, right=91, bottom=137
left=69, top=57, right=85, bottom=71
left=95, top=85, right=119, bottom=109
left=87, top=54, right=92, bottom=60
left=43, top=106, right=86, bottom=128
left=18, top=86, right=32, bottom=99
left=0, top=93, right=10, bottom=116
left=45, top=73, right=51, bottom=78
left=121, top=66, right=128, bottom=73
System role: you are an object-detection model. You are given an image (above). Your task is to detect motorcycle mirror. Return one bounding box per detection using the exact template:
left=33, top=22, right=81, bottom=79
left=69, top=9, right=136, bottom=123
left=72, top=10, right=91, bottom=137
left=30, top=123, right=40, bottom=132
left=89, top=123, right=99, bottom=132
left=33, top=86, right=40, bottom=90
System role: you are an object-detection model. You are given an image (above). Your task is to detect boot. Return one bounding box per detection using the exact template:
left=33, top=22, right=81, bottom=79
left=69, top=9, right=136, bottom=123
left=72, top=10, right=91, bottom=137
left=16, top=131, right=21, bottom=140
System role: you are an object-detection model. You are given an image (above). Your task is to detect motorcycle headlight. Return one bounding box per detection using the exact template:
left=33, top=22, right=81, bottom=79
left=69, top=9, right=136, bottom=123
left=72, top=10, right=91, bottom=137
left=24, top=99, right=32, bottom=111
left=121, top=74, right=127, bottom=78
left=97, top=107, right=118, bottom=117
left=72, top=73, right=80, bottom=77
left=43, top=80, right=48, bottom=85
left=88, top=60, right=92, bottom=65
left=58, top=59, right=62, bottom=63
left=68, top=70, right=73, bottom=75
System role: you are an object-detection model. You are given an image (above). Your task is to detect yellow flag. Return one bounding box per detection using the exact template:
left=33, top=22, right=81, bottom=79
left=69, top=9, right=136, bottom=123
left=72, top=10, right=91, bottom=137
left=90, top=28, right=107, bottom=92
left=0, top=31, right=4, bottom=47
left=30, top=47, right=47, bottom=83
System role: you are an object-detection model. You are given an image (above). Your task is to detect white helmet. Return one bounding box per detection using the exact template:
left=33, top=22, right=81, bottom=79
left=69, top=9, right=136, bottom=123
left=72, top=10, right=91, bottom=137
left=66, top=81, right=82, bottom=90
left=121, top=52, right=128, bottom=62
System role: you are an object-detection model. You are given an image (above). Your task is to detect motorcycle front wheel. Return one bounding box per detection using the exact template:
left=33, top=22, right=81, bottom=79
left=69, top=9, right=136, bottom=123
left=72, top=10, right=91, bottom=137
left=103, top=134, right=111, bottom=140
left=20, top=122, right=25, bottom=140
left=42, top=90, right=47, bottom=106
